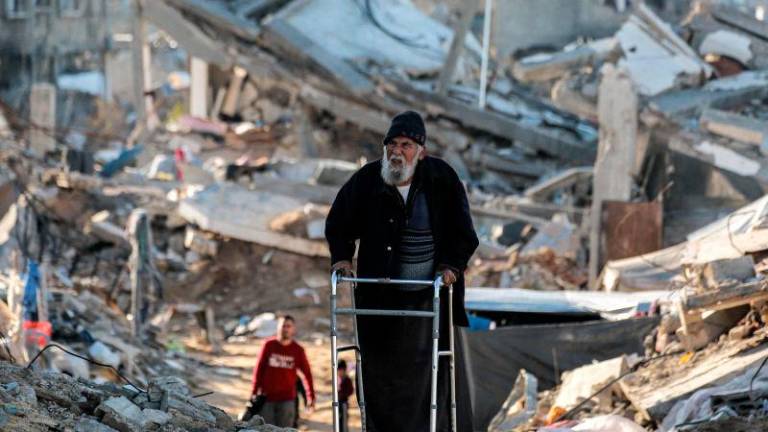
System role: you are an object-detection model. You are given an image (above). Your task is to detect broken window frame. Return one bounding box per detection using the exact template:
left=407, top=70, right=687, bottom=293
left=59, top=0, right=86, bottom=18
left=4, top=0, right=31, bottom=19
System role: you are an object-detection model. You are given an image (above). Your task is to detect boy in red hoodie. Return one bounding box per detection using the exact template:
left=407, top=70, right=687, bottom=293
left=251, top=315, right=315, bottom=426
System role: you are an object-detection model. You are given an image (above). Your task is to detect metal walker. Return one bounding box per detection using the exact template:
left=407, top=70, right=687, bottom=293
left=330, top=272, right=457, bottom=432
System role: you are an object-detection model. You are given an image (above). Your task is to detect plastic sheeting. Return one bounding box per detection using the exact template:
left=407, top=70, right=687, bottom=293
left=462, top=317, right=659, bottom=430
left=660, top=360, right=768, bottom=431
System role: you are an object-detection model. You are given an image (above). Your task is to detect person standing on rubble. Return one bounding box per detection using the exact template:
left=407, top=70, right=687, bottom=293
left=325, top=110, right=479, bottom=431
left=250, top=315, right=315, bottom=427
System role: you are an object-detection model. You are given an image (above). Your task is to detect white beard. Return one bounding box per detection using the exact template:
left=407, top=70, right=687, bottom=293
left=381, top=146, right=421, bottom=186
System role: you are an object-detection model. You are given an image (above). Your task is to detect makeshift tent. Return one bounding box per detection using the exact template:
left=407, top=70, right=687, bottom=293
left=462, top=317, right=659, bottom=430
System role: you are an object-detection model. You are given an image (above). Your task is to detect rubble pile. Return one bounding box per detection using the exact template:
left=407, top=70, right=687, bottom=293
left=0, top=361, right=292, bottom=431
left=2, top=0, right=768, bottom=431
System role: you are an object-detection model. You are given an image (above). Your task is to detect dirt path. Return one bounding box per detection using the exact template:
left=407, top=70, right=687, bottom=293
left=185, top=338, right=362, bottom=431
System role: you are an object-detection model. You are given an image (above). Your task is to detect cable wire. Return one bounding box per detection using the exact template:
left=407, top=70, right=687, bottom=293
left=552, top=351, right=679, bottom=423
left=26, top=343, right=147, bottom=394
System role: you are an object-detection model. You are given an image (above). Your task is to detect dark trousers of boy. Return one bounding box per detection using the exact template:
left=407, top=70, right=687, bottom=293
left=339, top=401, right=349, bottom=432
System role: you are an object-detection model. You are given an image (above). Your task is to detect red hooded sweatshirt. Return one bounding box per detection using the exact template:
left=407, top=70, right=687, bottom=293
left=251, top=337, right=315, bottom=403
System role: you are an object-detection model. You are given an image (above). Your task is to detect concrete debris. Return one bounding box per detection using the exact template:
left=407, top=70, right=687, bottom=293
left=617, top=16, right=706, bottom=96
left=0, top=362, right=294, bottom=432
left=489, top=370, right=538, bottom=431
left=554, top=356, right=629, bottom=411
left=178, top=183, right=329, bottom=257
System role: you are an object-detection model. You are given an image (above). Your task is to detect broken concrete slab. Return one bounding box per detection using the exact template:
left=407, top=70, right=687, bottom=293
left=621, top=338, right=768, bottom=421
left=141, top=408, right=172, bottom=427
left=555, top=356, right=629, bottom=411
left=96, top=396, right=143, bottom=432
left=164, top=0, right=261, bottom=42
left=617, top=5, right=710, bottom=96
left=520, top=216, right=580, bottom=261
left=178, top=183, right=329, bottom=257
left=646, top=71, right=768, bottom=121
left=701, top=256, right=756, bottom=289
left=659, top=356, right=768, bottom=430
left=684, top=194, right=768, bottom=265
left=142, top=0, right=232, bottom=67
left=262, top=18, right=375, bottom=96
left=700, top=108, right=768, bottom=149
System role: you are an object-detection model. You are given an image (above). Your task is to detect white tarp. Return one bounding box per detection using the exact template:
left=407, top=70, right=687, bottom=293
left=465, top=287, right=676, bottom=319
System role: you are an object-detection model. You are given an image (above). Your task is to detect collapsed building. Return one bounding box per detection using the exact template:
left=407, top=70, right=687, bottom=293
left=2, top=0, right=768, bottom=431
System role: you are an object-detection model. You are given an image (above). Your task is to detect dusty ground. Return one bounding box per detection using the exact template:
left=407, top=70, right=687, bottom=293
left=181, top=337, right=362, bottom=432
left=163, top=240, right=364, bottom=431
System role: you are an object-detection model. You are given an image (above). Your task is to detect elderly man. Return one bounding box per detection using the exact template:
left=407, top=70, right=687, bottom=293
left=325, top=111, right=478, bottom=432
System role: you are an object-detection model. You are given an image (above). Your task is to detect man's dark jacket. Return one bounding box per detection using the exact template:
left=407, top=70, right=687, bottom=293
left=325, top=155, right=479, bottom=326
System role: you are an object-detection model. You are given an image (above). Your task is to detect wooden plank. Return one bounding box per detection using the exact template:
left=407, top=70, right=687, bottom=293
left=684, top=280, right=768, bottom=310
left=263, top=18, right=375, bottom=96
left=712, top=5, right=768, bottom=41
left=602, top=201, right=663, bottom=264
left=589, top=65, right=639, bottom=286
left=700, top=108, right=768, bottom=147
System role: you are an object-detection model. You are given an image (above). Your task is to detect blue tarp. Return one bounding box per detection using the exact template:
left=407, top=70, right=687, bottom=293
left=22, top=260, right=39, bottom=320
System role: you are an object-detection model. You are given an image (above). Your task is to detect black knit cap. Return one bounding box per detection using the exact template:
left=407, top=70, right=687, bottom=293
left=383, top=110, right=426, bottom=146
